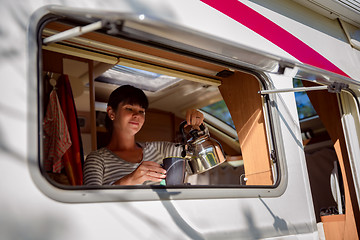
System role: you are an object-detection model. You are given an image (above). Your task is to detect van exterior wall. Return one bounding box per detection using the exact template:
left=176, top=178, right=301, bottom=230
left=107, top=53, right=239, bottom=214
left=2, top=0, right=359, bottom=239
left=199, top=0, right=360, bottom=81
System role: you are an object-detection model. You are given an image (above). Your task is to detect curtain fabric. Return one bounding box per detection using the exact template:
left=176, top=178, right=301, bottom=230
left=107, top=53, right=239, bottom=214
left=56, top=74, right=84, bottom=186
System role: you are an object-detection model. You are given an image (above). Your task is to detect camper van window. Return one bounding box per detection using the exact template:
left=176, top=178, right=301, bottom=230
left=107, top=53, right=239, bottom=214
left=291, top=78, right=360, bottom=222
left=35, top=13, right=280, bottom=198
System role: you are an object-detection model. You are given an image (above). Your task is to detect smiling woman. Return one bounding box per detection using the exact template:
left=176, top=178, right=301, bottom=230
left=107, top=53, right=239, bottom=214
left=105, top=85, right=148, bottom=137
left=83, top=84, right=205, bottom=186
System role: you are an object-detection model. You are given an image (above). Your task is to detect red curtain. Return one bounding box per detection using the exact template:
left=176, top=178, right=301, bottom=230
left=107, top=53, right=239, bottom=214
left=56, top=75, right=84, bottom=185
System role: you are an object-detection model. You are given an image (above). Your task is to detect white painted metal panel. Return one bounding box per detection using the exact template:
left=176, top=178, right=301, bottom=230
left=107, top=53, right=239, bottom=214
left=3, top=0, right=360, bottom=239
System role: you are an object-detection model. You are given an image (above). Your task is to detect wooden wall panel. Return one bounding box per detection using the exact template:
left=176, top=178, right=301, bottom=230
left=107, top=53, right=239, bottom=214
left=219, top=71, right=272, bottom=185
left=135, top=109, right=175, bottom=143
left=321, top=214, right=345, bottom=240
left=43, top=50, right=63, bottom=74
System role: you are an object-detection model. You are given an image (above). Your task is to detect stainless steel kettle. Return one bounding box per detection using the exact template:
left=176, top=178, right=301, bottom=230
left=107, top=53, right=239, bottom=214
left=179, top=121, right=226, bottom=174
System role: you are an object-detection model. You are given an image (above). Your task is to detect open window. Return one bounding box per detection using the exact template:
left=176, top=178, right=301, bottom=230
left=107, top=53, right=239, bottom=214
left=291, top=78, right=360, bottom=238
left=31, top=7, right=280, bottom=194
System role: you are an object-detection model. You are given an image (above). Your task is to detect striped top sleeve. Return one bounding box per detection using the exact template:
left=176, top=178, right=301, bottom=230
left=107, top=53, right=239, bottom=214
left=83, top=141, right=182, bottom=186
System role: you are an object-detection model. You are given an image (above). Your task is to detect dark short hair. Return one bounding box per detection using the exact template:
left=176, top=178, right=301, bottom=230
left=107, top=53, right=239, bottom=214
left=105, top=85, right=149, bottom=133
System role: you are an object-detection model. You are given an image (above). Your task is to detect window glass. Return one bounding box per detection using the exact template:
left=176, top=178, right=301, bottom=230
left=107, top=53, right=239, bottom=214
left=293, top=78, right=317, bottom=120
left=201, top=100, right=235, bottom=129
left=96, top=65, right=182, bottom=92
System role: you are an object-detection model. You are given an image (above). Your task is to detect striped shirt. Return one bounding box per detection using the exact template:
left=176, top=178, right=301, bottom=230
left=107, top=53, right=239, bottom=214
left=83, top=141, right=182, bottom=186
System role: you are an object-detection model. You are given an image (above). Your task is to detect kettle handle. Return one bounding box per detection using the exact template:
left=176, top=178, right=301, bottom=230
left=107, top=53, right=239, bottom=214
left=179, top=121, right=187, bottom=157
left=179, top=120, right=188, bottom=145
left=179, top=121, right=206, bottom=158
left=179, top=120, right=206, bottom=143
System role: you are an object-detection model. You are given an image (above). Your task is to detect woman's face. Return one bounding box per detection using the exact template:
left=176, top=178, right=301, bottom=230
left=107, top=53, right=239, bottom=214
left=110, top=102, right=146, bottom=135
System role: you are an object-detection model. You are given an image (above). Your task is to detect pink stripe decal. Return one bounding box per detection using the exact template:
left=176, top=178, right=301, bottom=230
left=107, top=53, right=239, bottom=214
left=200, top=0, right=349, bottom=77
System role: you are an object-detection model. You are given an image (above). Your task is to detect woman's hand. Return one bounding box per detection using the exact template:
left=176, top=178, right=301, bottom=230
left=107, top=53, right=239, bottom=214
left=185, top=109, right=204, bottom=129
left=115, top=161, right=166, bottom=185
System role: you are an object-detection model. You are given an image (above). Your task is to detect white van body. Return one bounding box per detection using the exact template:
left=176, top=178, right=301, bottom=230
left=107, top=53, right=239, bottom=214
left=1, top=0, right=360, bottom=239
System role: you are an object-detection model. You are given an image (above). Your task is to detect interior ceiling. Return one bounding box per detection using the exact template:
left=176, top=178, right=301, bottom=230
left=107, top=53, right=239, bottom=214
left=43, top=20, right=227, bottom=117
left=43, top=21, right=227, bottom=79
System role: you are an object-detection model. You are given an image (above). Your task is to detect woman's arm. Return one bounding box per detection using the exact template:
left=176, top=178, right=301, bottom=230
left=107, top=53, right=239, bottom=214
left=113, top=109, right=205, bottom=185
left=83, top=153, right=104, bottom=186
left=112, top=161, right=166, bottom=185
